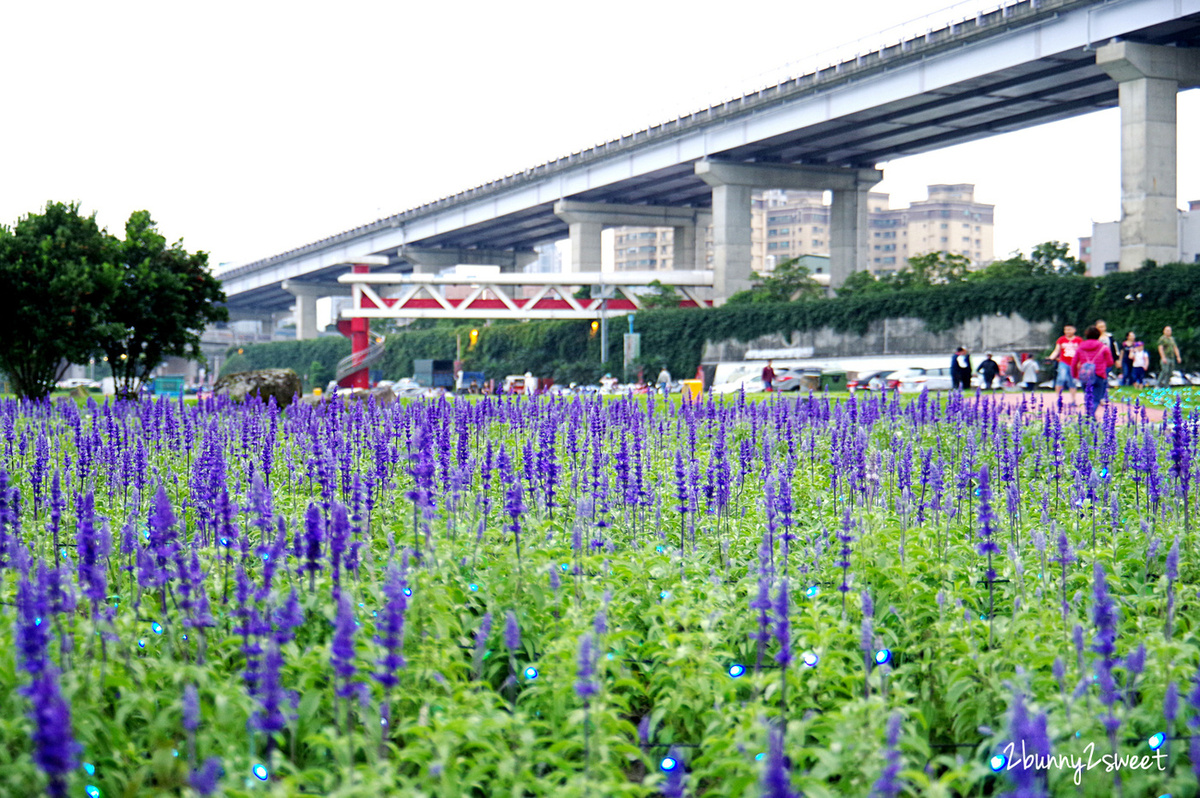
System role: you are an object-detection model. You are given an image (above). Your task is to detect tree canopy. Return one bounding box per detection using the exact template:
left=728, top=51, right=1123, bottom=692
left=727, top=257, right=825, bottom=304
left=0, top=202, right=119, bottom=398
left=0, top=202, right=227, bottom=399
left=95, top=211, right=227, bottom=398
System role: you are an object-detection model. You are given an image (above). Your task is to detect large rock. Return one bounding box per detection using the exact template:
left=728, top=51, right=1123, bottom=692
left=214, top=369, right=302, bottom=409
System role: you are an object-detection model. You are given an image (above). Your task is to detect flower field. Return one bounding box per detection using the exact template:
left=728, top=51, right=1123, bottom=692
left=0, top=390, right=1197, bottom=797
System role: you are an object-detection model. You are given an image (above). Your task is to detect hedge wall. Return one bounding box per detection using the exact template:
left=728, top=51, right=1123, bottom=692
left=221, top=262, right=1200, bottom=387
left=218, top=336, right=350, bottom=390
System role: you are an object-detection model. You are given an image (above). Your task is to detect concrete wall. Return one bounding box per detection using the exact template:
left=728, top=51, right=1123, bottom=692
left=702, top=313, right=1057, bottom=361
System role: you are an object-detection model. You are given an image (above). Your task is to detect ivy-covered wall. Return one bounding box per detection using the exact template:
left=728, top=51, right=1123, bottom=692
left=221, top=262, right=1200, bottom=387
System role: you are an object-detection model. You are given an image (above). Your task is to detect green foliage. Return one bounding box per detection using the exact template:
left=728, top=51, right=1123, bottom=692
left=899, top=251, right=971, bottom=287
left=639, top=280, right=683, bottom=309
left=95, top=211, right=228, bottom=399
left=726, top=257, right=824, bottom=304
left=229, top=261, right=1200, bottom=388
left=973, top=241, right=1084, bottom=280
left=0, top=202, right=119, bottom=399
left=219, top=337, right=351, bottom=391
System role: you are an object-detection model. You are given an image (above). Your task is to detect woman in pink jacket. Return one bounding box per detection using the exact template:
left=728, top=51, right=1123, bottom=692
left=1073, top=325, right=1114, bottom=419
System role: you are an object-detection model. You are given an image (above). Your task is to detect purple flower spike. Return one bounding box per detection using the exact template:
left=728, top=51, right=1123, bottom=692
left=575, top=633, right=598, bottom=701
left=23, top=669, right=82, bottom=798
left=504, top=611, right=521, bottom=652
left=189, top=756, right=222, bottom=796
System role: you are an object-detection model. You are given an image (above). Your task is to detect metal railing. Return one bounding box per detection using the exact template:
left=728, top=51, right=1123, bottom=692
left=335, top=342, right=387, bottom=381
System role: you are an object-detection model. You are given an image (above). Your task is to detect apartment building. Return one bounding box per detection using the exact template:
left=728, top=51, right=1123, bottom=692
left=611, top=184, right=994, bottom=275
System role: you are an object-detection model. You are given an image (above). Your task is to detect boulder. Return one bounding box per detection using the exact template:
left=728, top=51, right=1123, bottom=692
left=214, top=369, right=302, bottom=409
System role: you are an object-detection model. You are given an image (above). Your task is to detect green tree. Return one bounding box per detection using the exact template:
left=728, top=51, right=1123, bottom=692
left=1028, top=241, right=1083, bottom=276
left=836, top=269, right=893, bottom=296
left=640, top=279, right=683, bottom=309
left=973, top=242, right=1084, bottom=280
left=904, top=251, right=971, bottom=285
left=727, top=257, right=823, bottom=304
left=0, top=202, right=119, bottom=399
left=94, top=211, right=227, bottom=398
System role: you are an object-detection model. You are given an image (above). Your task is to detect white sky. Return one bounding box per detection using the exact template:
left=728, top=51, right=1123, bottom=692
left=2, top=0, right=1197, bottom=268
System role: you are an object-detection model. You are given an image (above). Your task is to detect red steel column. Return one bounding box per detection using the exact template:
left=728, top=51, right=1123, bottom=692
left=345, top=262, right=372, bottom=389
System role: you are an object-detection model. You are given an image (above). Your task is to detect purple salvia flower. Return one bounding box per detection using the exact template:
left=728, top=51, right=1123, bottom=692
left=189, top=756, right=222, bottom=796
left=373, top=562, right=408, bottom=689
left=22, top=669, right=81, bottom=798
left=575, top=632, right=598, bottom=701
left=1003, top=687, right=1050, bottom=798
left=473, top=612, right=493, bottom=680
left=182, top=683, right=200, bottom=732
left=15, top=569, right=51, bottom=677
left=253, top=642, right=288, bottom=734
left=662, top=745, right=686, bottom=798
left=871, top=712, right=903, bottom=798
left=504, top=611, right=521, bottom=652
left=760, top=721, right=796, bottom=798
left=330, top=592, right=357, bottom=698
left=1091, top=562, right=1121, bottom=752
left=774, top=579, right=790, bottom=668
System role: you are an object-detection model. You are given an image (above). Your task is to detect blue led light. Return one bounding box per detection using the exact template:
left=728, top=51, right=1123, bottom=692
left=358, top=602, right=365, bottom=608
left=660, top=591, right=669, bottom=599
left=802, top=652, right=819, bottom=668
left=381, top=717, right=388, bottom=726
left=34, top=617, right=42, bottom=626
left=172, top=749, right=178, bottom=757
left=974, top=488, right=981, bottom=497
left=219, top=537, right=230, bottom=546
left=805, top=585, right=818, bottom=598
left=83, top=763, right=95, bottom=775
left=560, top=563, right=570, bottom=571
left=151, top=622, right=163, bottom=635
left=252, top=763, right=268, bottom=781
left=1148, top=732, right=1166, bottom=750
left=524, top=666, right=539, bottom=680
left=755, top=752, right=765, bottom=761
left=1100, top=467, right=1109, bottom=478
left=86, top=786, right=100, bottom=798
left=728, top=663, right=746, bottom=678
left=260, top=552, right=269, bottom=562
left=874, top=649, right=892, bottom=665
left=990, top=754, right=1007, bottom=772
left=143, top=529, right=151, bottom=540
left=660, top=756, right=678, bottom=772
left=655, top=546, right=664, bottom=553
left=372, top=611, right=378, bottom=617
left=468, top=583, right=479, bottom=592
left=403, top=587, right=412, bottom=597
left=137, top=639, right=146, bottom=649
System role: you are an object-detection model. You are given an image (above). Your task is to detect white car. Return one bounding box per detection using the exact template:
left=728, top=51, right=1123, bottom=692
left=56, top=378, right=96, bottom=390
left=897, top=366, right=956, bottom=393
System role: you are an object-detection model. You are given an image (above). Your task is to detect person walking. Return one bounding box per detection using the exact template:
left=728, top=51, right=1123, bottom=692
left=950, top=347, right=972, bottom=390
left=1019, top=355, right=1040, bottom=391
left=1157, top=326, right=1181, bottom=387
left=977, top=352, right=1000, bottom=390
left=1048, top=324, right=1081, bottom=403
left=1132, top=342, right=1149, bottom=386
left=761, top=360, right=776, bottom=392
left=656, top=365, right=673, bottom=397
left=1119, top=331, right=1137, bottom=386
left=1074, top=325, right=1114, bottom=420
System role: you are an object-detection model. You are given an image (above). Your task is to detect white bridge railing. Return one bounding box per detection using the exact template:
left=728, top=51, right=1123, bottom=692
left=336, top=270, right=715, bottom=321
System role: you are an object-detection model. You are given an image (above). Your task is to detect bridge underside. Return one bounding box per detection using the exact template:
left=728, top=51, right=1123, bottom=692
left=222, top=6, right=1200, bottom=315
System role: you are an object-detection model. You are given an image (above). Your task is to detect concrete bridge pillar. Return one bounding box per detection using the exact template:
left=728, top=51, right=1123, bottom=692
left=696, top=161, right=881, bottom=300
left=1097, top=41, right=1200, bottom=271
left=554, top=200, right=707, bottom=275
left=281, top=281, right=322, bottom=340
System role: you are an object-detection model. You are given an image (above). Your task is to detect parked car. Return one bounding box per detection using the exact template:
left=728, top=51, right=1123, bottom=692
left=848, top=370, right=891, bottom=392
left=772, top=369, right=805, bottom=392
left=897, top=366, right=956, bottom=393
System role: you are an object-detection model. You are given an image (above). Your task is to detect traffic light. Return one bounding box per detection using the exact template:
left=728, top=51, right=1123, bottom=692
left=469, top=328, right=479, bottom=348
left=590, top=321, right=599, bottom=337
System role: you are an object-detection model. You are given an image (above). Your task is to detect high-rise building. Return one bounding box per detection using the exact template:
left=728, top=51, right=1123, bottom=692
left=1081, top=200, right=1200, bottom=276
left=609, top=184, right=994, bottom=276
